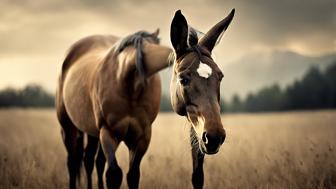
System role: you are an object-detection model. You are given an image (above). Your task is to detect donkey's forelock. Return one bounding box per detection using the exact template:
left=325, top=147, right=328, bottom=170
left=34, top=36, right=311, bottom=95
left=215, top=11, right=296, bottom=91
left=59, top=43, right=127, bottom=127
left=187, top=27, right=205, bottom=48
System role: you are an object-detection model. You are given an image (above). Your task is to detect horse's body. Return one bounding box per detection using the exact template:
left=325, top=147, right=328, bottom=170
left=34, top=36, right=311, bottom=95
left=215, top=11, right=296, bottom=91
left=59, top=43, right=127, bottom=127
left=56, top=31, right=172, bottom=189
left=60, top=35, right=161, bottom=138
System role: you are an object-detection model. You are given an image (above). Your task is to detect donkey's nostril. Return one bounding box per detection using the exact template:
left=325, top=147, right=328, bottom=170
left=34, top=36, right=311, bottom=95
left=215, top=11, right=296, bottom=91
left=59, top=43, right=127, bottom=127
left=202, top=132, right=208, bottom=144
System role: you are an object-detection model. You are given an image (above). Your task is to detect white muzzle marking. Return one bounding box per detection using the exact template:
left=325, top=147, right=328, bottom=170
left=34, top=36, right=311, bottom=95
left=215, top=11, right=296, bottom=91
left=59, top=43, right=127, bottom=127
left=189, top=116, right=205, bottom=139
left=197, top=62, right=212, bottom=78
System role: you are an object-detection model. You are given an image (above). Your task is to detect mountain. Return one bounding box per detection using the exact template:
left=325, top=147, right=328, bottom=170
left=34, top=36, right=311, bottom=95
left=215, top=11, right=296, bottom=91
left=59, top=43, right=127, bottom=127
left=159, top=50, right=336, bottom=100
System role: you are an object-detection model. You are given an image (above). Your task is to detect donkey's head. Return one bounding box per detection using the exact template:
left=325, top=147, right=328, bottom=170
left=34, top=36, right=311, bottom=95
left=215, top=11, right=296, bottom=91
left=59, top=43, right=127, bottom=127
left=170, top=9, right=235, bottom=154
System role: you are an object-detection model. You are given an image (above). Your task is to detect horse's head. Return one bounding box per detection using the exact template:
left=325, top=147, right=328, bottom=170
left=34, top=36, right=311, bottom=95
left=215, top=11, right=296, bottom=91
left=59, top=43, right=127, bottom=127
left=169, top=9, right=235, bottom=154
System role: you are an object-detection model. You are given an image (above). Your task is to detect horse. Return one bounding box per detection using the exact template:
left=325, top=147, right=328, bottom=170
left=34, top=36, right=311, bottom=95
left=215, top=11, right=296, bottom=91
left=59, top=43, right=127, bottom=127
left=56, top=29, right=173, bottom=189
left=169, top=9, right=235, bottom=189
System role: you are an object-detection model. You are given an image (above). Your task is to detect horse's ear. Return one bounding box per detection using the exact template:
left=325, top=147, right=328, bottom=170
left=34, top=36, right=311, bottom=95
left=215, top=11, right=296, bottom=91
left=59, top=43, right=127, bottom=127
left=152, top=28, right=160, bottom=37
left=170, top=10, right=189, bottom=58
left=199, top=9, right=235, bottom=53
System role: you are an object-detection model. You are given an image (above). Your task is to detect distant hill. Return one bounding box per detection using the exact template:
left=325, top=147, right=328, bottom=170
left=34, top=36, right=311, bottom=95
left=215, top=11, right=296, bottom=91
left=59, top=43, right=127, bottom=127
left=160, top=50, right=336, bottom=100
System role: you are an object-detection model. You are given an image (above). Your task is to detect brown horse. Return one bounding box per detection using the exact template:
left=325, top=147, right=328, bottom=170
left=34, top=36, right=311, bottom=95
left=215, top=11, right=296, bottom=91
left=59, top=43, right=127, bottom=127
left=56, top=29, right=172, bottom=189
left=169, top=9, right=235, bottom=189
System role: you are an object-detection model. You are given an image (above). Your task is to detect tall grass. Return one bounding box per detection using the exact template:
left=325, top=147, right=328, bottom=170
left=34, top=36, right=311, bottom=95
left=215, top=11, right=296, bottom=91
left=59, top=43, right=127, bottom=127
left=0, top=109, right=335, bottom=188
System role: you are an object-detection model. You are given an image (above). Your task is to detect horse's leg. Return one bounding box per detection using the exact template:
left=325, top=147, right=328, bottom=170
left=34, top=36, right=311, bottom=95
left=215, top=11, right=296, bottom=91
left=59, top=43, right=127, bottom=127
left=190, top=128, right=205, bottom=189
left=99, top=126, right=122, bottom=189
left=84, top=135, right=99, bottom=189
left=126, top=131, right=151, bottom=189
left=58, top=100, right=84, bottom=189
left=61, top=124, right=84, bottom=189
left=96, top=143, right=106, bottom=189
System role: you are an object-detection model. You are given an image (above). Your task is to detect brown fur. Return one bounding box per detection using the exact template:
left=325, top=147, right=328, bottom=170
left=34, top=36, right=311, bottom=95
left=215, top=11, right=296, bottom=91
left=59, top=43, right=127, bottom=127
left=56, top=30, right=172, bottom=189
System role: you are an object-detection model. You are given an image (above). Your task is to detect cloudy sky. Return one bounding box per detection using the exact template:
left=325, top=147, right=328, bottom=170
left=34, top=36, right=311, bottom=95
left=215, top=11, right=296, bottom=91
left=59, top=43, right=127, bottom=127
left=0, top=0, right=335, bottom=93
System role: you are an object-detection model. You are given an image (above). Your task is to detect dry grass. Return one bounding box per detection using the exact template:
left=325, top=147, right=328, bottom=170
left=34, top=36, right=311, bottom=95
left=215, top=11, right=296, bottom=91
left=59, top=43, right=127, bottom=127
left=0, top=109, right=335, bottom=189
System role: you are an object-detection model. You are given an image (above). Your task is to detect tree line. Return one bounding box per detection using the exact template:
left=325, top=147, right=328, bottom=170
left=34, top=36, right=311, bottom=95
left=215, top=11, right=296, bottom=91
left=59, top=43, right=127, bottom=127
left=0, top=61, right=335, bottom=112
left=221, top=61, right=336, bottom=112
left=0, top=84, right=54, bottom=107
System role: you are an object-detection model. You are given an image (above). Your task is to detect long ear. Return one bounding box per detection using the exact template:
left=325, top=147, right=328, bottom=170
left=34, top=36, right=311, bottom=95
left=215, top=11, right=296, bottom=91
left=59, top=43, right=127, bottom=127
left=170, top=10, right=189, bottom=58
left=199, top=9, right=235, bottom=52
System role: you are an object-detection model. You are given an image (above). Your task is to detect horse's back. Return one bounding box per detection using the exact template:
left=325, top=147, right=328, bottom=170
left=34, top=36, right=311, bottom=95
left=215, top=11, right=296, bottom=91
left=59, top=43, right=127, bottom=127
left=61, top=35, right=118, bottom=77
left=57, top=35, right=119, bottom=136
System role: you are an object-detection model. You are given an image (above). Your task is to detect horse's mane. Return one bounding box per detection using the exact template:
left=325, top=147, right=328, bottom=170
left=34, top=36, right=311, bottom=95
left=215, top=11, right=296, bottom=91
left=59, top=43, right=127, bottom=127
left=114, top=31, right=160, bottom=83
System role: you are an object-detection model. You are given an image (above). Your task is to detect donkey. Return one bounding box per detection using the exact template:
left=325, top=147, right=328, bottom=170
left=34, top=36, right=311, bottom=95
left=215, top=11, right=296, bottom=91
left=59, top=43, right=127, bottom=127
left=56, top=29, right=172, bottom=189
left=169, top=9, right=235, bottom=188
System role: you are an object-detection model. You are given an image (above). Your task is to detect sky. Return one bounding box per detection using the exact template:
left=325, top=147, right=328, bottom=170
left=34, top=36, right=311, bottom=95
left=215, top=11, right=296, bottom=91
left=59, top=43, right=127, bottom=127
left=0, top=0, right=335, bottom=94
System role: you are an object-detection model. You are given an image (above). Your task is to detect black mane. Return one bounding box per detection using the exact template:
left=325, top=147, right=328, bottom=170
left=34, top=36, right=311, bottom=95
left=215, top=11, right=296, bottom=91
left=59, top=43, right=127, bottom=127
left=188, top=27, right=201, bottom=47
left=115, top=31, right=160, bottom=83
left=187, top=27, right=209, bottom=61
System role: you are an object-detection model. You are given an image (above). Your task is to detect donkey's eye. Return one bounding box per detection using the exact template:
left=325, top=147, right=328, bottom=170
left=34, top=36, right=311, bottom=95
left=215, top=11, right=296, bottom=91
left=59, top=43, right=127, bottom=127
left=179, top=76, right=190, bottom=86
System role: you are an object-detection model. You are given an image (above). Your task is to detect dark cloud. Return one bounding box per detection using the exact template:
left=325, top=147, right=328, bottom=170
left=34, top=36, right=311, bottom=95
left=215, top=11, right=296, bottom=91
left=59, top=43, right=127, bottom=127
left=0, top=0, right=335, bottom=91
left=1, top=0, right=335, bottom=55
left=235, top=0, right=336, bottom=42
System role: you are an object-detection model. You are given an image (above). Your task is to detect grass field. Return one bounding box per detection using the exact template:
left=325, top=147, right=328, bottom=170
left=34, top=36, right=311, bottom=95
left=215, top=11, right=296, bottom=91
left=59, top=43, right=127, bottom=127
left=0, top=109, right=335, bottom=189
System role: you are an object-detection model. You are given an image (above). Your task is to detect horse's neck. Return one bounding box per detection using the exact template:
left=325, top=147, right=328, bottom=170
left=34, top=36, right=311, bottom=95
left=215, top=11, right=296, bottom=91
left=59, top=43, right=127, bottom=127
left=97, top=44, right=172, bottom=96
left=105, top=43, right=172, bottom=80
left=142, top=43, right=173, bottom=77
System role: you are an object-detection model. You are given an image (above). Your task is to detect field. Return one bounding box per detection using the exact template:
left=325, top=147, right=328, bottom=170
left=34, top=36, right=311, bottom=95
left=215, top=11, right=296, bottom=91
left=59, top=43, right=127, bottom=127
left=0, top=109, right=335, bottom=189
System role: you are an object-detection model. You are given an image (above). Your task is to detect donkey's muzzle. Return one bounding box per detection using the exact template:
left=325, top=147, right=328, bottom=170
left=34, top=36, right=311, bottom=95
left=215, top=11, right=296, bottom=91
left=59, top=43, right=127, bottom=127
left=201, top=131, right=225, bottom=154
